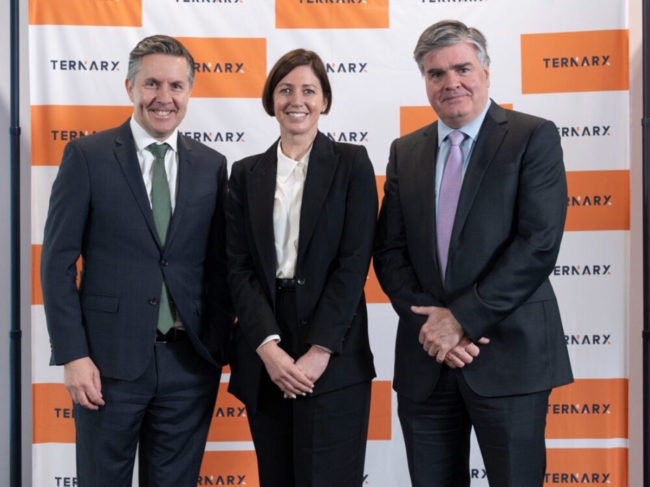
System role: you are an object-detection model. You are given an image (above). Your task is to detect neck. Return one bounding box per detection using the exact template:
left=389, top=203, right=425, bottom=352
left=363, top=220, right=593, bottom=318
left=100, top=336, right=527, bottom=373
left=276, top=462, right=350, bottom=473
left=279, top=130, right=317, bottom=161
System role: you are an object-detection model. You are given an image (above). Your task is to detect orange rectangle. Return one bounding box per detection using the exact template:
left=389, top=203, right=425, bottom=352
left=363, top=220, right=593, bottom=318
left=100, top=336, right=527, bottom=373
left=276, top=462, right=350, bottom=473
left=33, top=383, right=75, bottom=444
left=546, top=379, right=627, bottom=439
left=400, top=104, right=514, bottom=137
left=565, top=170, right=629, bottom=231
left=207, top=384, right=251, bottom=442
left=31, top=105, right=133, bottom=166
left=365, top=176, right=389, bottom=304
left=368, top=380, right=391, bottom=440
left=275, top=0, right=389, bottom=29
left=545, top=448, right=627, bottom=485
left=29, top=0, right=142, bottom=26
left=200, top=451, right=259, bottom=487
left=33, top=244, right=82, bottom=306
left=177, top=38, right=266, bottom=98
left=521, top=30, right=629, bottom=94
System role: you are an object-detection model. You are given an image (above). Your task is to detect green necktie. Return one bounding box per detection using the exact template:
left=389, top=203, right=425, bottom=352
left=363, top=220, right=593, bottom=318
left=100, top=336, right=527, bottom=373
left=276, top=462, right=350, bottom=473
left=148, top=142, right=175, bottom=334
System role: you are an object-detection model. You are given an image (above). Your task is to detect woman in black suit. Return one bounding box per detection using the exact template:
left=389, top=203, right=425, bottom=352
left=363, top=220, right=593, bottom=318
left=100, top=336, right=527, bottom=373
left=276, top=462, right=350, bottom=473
left=226, top=49, right=377, bottom=487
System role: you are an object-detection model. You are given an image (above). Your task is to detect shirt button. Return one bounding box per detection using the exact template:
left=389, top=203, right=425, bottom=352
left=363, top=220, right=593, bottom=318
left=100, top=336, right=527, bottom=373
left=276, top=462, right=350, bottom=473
left=160, top=259, right=168, bottom=266
left=296, top=278, right=305, bottom=286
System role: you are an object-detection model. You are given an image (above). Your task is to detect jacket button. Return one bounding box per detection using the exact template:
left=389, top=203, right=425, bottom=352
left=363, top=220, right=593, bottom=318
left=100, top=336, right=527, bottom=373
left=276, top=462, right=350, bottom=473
left=149, top=298, right=158, bottom=305
left=296, top=278, right=305, bottom=285
left=160, top=259, right=168, bottom=266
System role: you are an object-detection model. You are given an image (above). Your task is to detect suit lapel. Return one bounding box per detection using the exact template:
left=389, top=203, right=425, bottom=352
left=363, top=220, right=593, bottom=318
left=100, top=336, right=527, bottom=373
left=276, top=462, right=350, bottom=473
left=297, top=133, right=338, bottom=266
left=451, top=102, right=508, bottom=244
left=113, top=120, right=162, bottom=249
left=165, top=135, right=193, bottom=251
left=409, top=124, right=441, bottom=288
left=248, top=142, right=279, bottom=296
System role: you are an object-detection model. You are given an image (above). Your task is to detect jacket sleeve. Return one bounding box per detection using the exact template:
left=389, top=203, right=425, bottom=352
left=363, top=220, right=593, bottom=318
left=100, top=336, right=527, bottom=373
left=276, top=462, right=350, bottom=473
left=374, top=139, right=443, bottom=329
left=226, top=160, right=282, bottom=351
left=449, top=121, right=567, bottom=339
left=40, top=141, right=91, bottom=365
left=202, top=156, right=235, bottom=365
left=306, top=146, right=378, bottom=353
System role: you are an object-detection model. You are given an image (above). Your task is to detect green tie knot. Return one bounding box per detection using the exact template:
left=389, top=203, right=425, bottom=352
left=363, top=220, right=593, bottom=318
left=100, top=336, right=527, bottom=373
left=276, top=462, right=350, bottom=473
left=147, top=142, right=170, bottom=161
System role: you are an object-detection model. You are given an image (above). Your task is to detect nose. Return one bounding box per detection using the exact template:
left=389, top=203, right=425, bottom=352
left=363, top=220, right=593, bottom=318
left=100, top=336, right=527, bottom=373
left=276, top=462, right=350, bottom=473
left=444, top=71, right=461, bottom=89
left=156, top=84, right=173, bottom=103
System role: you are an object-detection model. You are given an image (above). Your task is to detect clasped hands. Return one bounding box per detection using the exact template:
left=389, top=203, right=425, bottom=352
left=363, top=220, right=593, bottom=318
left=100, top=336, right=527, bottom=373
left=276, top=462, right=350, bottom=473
left=411, top=305, right=489, bottom=368
left=257, top=341, right=330, bottom=398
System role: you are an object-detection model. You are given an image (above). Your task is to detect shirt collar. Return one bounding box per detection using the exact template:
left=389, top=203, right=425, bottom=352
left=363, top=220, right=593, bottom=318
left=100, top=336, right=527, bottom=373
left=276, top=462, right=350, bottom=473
left=130, top=116, right=179, bottom=154
left=276, top=141, right=312, bottom=180
left=437, top=99, right=492, bottom=147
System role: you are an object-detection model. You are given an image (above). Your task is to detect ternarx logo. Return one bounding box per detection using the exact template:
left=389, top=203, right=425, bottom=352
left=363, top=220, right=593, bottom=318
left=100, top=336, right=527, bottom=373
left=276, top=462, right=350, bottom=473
left=544, top=472, right=611, bottom=484
left=50, top=60, right=120, bottom=71
left=326, top=131, right=368, bottom=143
left=197, top=475, right=246, bottom=485
left=557, top=125, right=611, bottom=137
left=547, top=403, right=612, bottom=415
left=552, top=264, right=611, bottom=276
left=54, top=477, right=78, bottom=486
left=564, top=334, right=612, bottom=345
left=543, top=56, right=610, bottom=68
left=214, top=406, right=246, bottom=417
left=326, top=62, right=367, bottom=73
left=194, top=62, right=245, bottom=73
left=180, top=131, right=245, bottom=143
left=51, top=130, right=96, bottom=141
left=567, top=195, right=612, bottom=207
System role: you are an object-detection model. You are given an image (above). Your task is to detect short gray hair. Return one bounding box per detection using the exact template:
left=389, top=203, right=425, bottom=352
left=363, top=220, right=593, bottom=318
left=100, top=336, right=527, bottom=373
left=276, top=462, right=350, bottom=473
left=127, top=35, right=195, bottom=86
left=413, top=20, right=490, bottom=74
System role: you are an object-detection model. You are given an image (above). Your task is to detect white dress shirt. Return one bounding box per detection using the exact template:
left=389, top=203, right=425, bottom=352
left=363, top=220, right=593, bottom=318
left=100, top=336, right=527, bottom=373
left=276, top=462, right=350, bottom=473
left=257, top=142, right=312, bottom=350
left=130, top=117, right=180, bottom=211
left=129, top=116, right=183, bottom=329
left=274, top=142, right=311, bottom=278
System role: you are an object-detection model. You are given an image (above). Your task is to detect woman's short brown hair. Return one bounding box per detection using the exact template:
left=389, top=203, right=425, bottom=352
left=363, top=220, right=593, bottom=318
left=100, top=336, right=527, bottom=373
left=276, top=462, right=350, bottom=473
left=262, top=49, right=332, bottom=116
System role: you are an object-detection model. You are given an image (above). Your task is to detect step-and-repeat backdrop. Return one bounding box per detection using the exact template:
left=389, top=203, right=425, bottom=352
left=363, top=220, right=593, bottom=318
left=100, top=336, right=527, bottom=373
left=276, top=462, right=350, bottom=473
left=28, top=0, right=630, bottom=485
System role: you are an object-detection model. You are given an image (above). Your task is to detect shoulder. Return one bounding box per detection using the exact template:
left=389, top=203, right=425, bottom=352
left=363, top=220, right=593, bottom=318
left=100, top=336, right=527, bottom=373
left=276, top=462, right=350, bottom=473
left=67, top=123, right=127, bottom=152
left=493, top=103, right=556, bottom=133
left=391, top=122, right=434, bottom=153
left=179, top=133, right=227, bottom=166
left=315, top=132, right=370, bottom=165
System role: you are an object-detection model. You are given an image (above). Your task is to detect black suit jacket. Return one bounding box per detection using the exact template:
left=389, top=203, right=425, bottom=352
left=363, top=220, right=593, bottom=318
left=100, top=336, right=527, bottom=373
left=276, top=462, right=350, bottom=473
left=226, top=132, right=377, bottom=410
left=374, top=102, right=573, bottom=401
left=41, top=119, right=233, bottom=380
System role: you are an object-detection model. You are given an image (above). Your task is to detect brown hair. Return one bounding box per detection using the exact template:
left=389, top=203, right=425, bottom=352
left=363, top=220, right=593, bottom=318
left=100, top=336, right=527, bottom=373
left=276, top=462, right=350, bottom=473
left=127, top=35, right=195, bottom=86
left=262, top=49, right=332, bottom=116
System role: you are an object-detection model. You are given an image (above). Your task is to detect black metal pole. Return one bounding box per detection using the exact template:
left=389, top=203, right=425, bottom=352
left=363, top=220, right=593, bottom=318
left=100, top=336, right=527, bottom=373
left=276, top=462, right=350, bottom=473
left=642, top=2, right=650, bottom=487
left=9, top=0, right=21, bottom=485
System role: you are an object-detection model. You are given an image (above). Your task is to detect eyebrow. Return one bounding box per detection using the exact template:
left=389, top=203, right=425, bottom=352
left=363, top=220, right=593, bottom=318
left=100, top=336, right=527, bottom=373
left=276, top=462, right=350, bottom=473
left=427, top=62, right=473, bottom=75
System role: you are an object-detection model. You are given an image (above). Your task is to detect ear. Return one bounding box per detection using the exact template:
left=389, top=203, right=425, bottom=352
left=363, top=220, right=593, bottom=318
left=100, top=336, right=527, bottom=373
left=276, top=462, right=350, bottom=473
left=483, top=66, right=490, bottom=88
left=321, top=97, right=328, bottom=114
left=125, top=78, right=135, bottom=103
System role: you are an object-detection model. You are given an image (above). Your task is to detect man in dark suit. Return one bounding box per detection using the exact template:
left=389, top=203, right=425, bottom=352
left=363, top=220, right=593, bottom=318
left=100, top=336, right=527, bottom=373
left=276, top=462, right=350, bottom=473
left=374, top=20, right=573, bottom=487
left=41, top=35, right=232, bottom=486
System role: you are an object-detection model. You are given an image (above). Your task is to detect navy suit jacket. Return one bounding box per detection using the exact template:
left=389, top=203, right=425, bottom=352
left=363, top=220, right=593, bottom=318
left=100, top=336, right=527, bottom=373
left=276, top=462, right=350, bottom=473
left=226, top=132, right=377, bottom=411
left=41, top=119, right=233, bottom=380
left=374, top=102, right=573, bottom=401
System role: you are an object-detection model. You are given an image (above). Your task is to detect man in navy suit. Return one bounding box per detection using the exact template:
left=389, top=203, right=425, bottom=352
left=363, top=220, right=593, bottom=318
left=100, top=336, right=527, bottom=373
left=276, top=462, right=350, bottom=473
left=41, top=35, right=232, bottom=486
left=374, top=20, right=573, bottom=486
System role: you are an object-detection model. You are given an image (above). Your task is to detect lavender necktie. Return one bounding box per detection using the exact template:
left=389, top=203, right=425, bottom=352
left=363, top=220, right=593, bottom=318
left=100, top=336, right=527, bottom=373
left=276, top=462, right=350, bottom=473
left=437, top=130, right=466, bottom=278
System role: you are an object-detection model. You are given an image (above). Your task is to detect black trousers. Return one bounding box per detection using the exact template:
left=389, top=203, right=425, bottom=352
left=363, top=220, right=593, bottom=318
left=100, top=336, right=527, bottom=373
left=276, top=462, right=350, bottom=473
left=398, top=366, right=550, bottom=487
left=248, top=284, right=372, bottom=487
left=74, top=334, right=219, bottom=487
